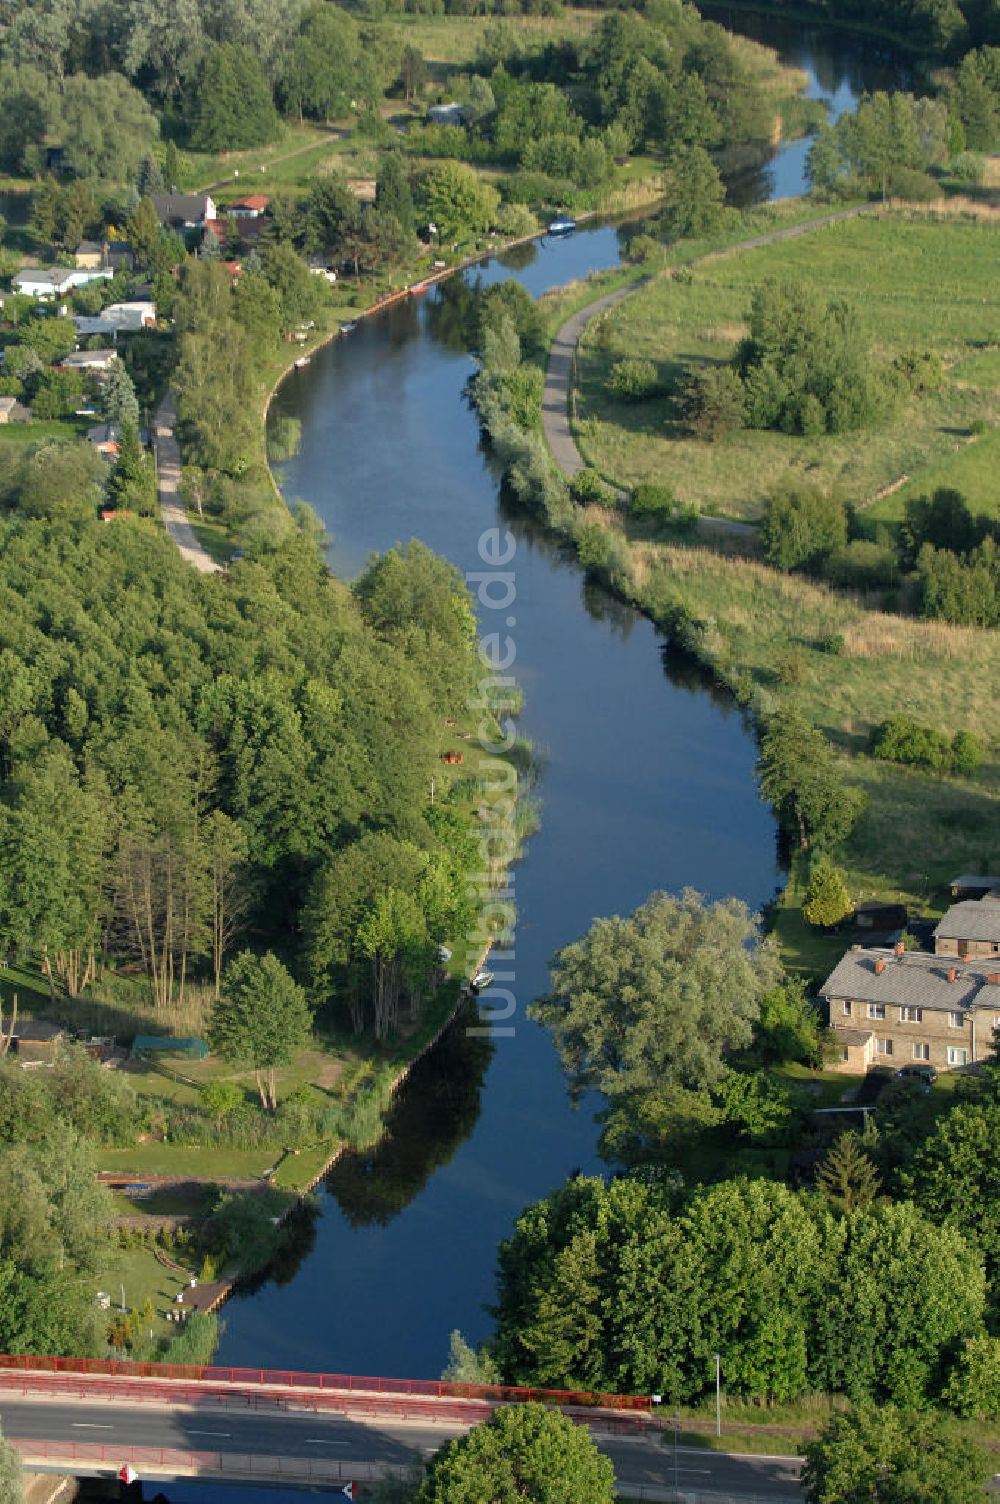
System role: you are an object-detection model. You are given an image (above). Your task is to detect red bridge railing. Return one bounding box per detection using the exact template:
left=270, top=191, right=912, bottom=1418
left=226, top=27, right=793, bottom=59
left=0, top=1354, right=650, bottom=1412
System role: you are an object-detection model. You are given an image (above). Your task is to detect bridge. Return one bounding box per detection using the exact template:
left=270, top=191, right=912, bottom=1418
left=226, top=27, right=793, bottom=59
left=0, top=1355, right=806, bottom=1501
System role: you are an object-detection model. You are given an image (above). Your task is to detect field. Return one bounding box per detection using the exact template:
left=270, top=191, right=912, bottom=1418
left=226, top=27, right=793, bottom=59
left=573, top=212, right=1000, bottom=520
left=629, top=539, right=1000, bottom=958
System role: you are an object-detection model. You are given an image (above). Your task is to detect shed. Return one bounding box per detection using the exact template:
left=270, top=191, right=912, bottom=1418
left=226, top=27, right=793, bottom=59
left=854, top=901, right=908, bottom=931
left=8, top=1020, right=64, bottom=1063
left=950, top=873, right=1000, bottom=900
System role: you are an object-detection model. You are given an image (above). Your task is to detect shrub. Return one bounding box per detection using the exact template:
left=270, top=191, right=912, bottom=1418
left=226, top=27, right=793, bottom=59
left=570, top=468, right=616, bottom=507
left=820, top=632, right=845, bottom=655
left=951, top=729, right=984, bottom=776
left=892, top=348, right=945, bottom=395
left=823, top=540, right=898, bottom=590
left=889, top=166, right=939, bottom=201
left=803, top=857, right=853, bottom=928
left=870, top=715, right=968, bottom=774
left=606, top=356, right=658, bottom=402
left=680, top=365, right=745, bottom=440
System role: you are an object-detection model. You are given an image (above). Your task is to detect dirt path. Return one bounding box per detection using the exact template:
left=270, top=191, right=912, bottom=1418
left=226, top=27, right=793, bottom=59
left=542, top=204, right=872, bottom=539
left=192, top=128, right=345, bottom=195
left=154, top=396, right=224, bottom=575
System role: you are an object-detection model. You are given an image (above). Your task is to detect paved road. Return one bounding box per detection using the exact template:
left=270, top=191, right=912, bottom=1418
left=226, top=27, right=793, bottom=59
left=0, top=1395, right=806, bottom=1500
left=153, top=396, right=223, bottom=575
left=542, top=205, right=873, bottom=539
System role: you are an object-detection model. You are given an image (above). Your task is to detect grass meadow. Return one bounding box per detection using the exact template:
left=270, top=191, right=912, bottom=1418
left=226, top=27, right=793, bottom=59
left=574, top=211, right=1000, bottom=521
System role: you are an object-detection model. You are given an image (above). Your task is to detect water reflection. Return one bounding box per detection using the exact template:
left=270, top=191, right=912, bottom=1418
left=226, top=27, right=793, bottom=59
left=326, top=1003, right=493, bottom=1228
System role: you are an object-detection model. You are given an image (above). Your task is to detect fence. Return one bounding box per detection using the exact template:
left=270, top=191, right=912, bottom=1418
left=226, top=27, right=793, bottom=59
left=0, top=1353, right=649, bottom=1412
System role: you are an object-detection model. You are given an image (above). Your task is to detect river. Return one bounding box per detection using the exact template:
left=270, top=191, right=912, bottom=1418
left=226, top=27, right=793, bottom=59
left=150, top=15, right=901, bottom=1502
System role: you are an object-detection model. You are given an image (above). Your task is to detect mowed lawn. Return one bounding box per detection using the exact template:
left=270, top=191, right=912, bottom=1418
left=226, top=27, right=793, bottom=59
left=575, top=213, right=1000, bottom=520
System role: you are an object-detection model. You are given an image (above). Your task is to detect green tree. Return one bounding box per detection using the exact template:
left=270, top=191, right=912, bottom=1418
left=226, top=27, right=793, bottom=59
left=376, top=153, right=415, bottom=238
left=945, top=1334, right=1000, bottom=1420
left=803, top=858, right=852, bottom=928
left=657, top=144, right=726, bottom=240
left=680, top=365, right=746, bottom=440
left=803, top=1403, right=988, bottom=1504
left=762, top=489, right=848, bottom=572
left=753, top=977, right=821, bottom=1065
left=278, top=2, right=367, bottom=123
left=261, top=240, right=324, bottom=334
left=354, top=540, right=477, bottom=716
left=816, top=1132, right=881, bottom=1214
left=418, top=1404, right=615, bottom=1504
left=421, top=161, right=500, bottom=242
left=188, top=44, right=279, bottom=151
left=823, top=1201, right=984, bottom=1405
left=209, top=951, right=313, bottom=1111
left=127, top=196, right=162, bottom=271
left=400, top=44, right=427, bottom=102
left=905, top=1101, right=1000, bottom=1290
left=757, top=709, right=865, bottom=852
left=201, top=1078, right=243, bottom=1129
left=103, top=362, right=140, bottom=431
left=56, top=73, right=160, bottom=182
left=531, top=889, right=781, bottom=1159
left=441, top=1330, right=501, bottom=1385
left=0, top=1416, right=22, bottom=1504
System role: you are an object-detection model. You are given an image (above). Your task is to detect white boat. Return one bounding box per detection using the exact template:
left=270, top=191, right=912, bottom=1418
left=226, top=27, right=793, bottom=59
left=548, top=216, right=576, bottom=235
left=294, top=356, right=310, bottom=368
left=339, top=320, right=359, bottom=334
left=470, top=968, right=494, bottom=991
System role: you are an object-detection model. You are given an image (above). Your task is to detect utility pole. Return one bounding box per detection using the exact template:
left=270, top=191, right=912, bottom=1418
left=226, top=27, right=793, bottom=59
left=714, top=1353, right=721, bottom=1438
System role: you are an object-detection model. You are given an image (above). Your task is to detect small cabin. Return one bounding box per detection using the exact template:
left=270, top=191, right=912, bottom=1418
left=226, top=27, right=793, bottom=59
left=7, top=1020, right=64, bottom=1063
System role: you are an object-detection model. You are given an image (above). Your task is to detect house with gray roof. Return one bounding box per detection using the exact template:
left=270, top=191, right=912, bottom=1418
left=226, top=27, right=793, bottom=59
left=934, top=899, right=1000, bottom=959
left=820, top=944, right=1000, bottom=1073
left=151, top=193, right=216, bottom=230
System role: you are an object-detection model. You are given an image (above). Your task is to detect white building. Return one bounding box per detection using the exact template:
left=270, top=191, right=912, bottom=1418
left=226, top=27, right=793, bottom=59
left=74, top=301, right=157, bottom=337
left=14, top=266, right=114, bottom=299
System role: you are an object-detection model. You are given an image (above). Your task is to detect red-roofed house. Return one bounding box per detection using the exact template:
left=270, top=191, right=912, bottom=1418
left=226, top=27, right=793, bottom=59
left=229, top=194, right=270, bottom=217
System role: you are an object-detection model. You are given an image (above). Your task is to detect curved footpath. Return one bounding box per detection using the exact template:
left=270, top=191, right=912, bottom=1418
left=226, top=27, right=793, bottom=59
left=154, top=395, right=223, bottom=575
left=542, top=204, right=873, bottom=533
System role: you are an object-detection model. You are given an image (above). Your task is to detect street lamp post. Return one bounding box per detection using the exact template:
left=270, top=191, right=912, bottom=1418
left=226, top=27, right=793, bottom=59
left=673, top=1411, right=680, bottom=1492
left=714, top=1353, right=721, bottom=1438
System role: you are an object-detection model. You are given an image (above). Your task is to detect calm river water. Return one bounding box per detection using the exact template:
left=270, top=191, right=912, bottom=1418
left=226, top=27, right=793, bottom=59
left=152, top=15, right=904, bottom=1502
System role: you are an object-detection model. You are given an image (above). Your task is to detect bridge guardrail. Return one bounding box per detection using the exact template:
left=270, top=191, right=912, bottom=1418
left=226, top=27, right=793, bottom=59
left=9, top=1438, right=411, bottom=1484
left=0, top=1353, right=650, bottom=1412
left=0, top=1369, right=653, bottom=1435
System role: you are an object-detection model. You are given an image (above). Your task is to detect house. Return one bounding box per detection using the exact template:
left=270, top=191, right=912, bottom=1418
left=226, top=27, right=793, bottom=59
left=0, top=396, right=30, bottom=424
left=8, top=1019, right=64, bottom=1064
left=949, top=873, right=1000, bottom=901
left=57, top=348, right=119, bottom=374
left=820, top=944, right=1000, bottom=1073
left=229, top=194, right=269, bottom=218
left=74, top=300, right=157, bottom=337
left=151, top=192, right=216, bottom=230
left=107, top=242, right=135, bottom=274
left=934, top=898, right=1000, bottom=959
left=14, top=266, right=114, bottom=299
left=427, top=102, right=465, bottom=126
left=87, top=421, right=120, bottom=458
left=74, top=240, right=109, bottom=270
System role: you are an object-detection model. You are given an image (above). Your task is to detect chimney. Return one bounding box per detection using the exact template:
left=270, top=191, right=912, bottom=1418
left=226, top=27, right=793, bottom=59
left=948, top=967, right=958, bottom=983
left=874, top=958, right=886, bottom=975
left=895, top=941, right=905, bottom=957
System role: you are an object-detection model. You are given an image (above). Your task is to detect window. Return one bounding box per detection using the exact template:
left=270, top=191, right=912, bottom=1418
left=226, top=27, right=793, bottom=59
left=947, top=1046, right=969, bottom=1067
left=994, top=1015, right=1000, bottom=1030
left=841, top=1001, right=851, bottom=1017
left=900, top=1006, right=923, bottom=1023
left=913, top=1042, right=930, bottom=1061
left=840, top=1046, right=849, bottom=1062
left=949, top=1011, right=964, bottom=1029
left=876, top=1037, right=893, bottom=1056
left=867, top=1003, right=886, bottom=1021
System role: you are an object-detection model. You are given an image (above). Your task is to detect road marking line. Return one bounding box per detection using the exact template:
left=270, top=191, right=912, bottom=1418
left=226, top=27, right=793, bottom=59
left=188, top=1430, right=231, bottom=1437
left=72, top=1424, right=113, bottom=1430
left=305, top=1439, right=348, bottom=1445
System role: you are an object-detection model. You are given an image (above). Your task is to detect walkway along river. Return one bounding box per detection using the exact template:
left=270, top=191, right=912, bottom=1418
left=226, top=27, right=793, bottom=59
left=153, top=19, right=904, bottom=1501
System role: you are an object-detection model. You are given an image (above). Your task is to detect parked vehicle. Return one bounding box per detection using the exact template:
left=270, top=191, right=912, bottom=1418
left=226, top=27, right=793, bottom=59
left=470, top=968, right=494, bottom=991
left=896, top=1063, right=938, bottom=1086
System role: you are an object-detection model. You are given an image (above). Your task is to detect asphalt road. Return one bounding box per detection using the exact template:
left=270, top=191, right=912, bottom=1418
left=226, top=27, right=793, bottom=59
left=0, top=1395, right=806, bottom=1499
